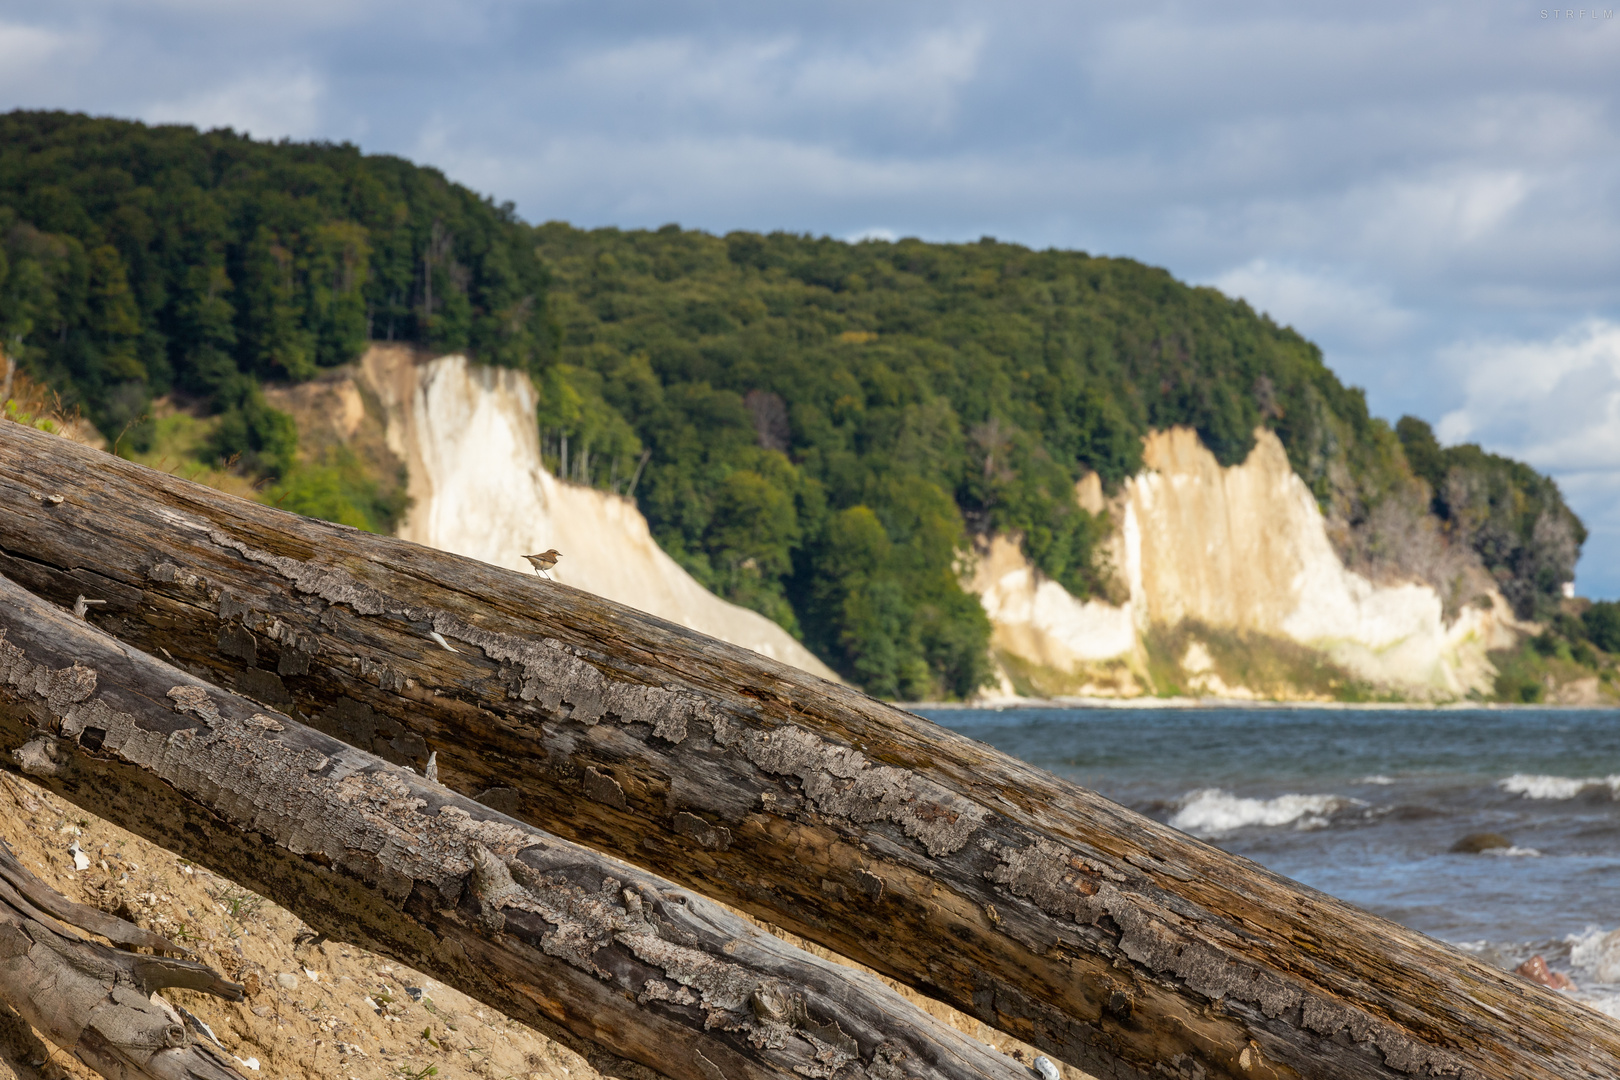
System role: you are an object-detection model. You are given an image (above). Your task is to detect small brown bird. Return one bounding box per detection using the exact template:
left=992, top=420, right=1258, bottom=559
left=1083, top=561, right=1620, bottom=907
left=523, top=549, right=562, bottom=580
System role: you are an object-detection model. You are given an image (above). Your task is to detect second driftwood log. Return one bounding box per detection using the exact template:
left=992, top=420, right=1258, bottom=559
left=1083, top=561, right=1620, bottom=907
left=0, top=572, right=1026, bottom=1080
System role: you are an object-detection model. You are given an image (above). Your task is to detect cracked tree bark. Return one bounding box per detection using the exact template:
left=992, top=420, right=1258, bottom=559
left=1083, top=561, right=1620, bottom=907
left=0, top=572, right=1026, bottom=1080
left=0, top=836, right=246, bottom=1080
left=1, top=422, right=1617, bottom=1079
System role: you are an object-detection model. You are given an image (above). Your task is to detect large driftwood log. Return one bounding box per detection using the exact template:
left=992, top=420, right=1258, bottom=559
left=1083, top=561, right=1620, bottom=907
left=0, top=572, right=1026, bottom=1080
left=1, top=422, right=1616, bottom=1080
left=0, top=837, right=245, bottom=1079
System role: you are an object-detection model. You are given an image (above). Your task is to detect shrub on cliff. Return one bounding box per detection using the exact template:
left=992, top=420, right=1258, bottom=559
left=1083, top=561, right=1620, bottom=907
left=1583, top=601, right=1620, bottom=653
left=1396, top=417, right=1584, bottom=620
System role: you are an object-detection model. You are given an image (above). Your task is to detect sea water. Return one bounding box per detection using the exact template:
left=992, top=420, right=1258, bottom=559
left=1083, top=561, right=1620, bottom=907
left=915, top=705, right=1620, bottom=1016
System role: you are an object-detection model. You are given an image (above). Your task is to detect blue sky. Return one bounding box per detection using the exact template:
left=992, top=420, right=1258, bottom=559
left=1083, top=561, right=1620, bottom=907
left=4, top=1, right=1618, bottom=595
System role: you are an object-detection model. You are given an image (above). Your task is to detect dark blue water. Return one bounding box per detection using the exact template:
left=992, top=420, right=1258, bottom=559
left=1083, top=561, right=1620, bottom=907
left=916, top=705, right=1620, bottom=1008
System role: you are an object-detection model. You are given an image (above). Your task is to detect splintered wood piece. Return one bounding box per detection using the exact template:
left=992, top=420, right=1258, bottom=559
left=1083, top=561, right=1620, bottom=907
left=0, top=836, right=244, bottom=1080
left=0, top=839, right=189, bottom=955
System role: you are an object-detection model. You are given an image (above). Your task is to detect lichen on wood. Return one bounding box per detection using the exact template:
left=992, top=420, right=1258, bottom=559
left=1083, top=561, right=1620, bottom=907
left=0, top=572, right=1027, bottom=1080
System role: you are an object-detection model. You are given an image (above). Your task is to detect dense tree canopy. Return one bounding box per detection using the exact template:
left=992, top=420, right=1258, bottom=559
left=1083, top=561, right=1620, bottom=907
left=0, top=110, right=552, bottom=453
left=532, top=224, right=1583, bottom=690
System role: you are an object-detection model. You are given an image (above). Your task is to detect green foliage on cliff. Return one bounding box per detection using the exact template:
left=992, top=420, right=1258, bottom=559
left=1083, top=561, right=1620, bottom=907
left=1490, top=604, right=1619, bottom=704
left=536, top=225, right=1588, bottom=692
left=535, top=224, right=1550, bottom=694
left=266, top=446, right=411, bottom=536
left=1396, top=417, right=1585, bottom=620
left=0, top=111, right=552, bottom=456
left=1586, top=601, right=1620, bottom=653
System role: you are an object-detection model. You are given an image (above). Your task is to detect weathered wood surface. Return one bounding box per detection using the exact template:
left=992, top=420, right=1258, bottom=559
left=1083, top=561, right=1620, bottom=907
left=2, top=422, right=1617, bottom=1080
left=0, top=836, right=245, bottom=1079
left=0, top=573, right=1027, bottom=1080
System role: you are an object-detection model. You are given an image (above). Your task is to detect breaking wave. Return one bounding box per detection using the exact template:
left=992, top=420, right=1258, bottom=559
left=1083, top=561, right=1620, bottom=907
left=1499, top=774, right=1620, bottom=800
left=1566, top=926, right=1620, bottom=1017
left=1169, top=788, right=1362, bottom=836
left=1570, top=926, right=1620, bottom=984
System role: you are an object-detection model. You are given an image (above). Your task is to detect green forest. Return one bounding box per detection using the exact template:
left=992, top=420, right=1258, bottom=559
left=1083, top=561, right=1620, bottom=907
left=0, top=110, right=550, bottom=479
left=532, top=226, right=1588, bottom=694
left=0, top=112, right=1595, bottom=698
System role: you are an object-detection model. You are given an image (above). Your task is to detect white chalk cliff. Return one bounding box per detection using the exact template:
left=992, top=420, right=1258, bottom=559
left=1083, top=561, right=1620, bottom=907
left=972, top=427, right=1524, bottom=699
left=330, top=347, right=1518, bottom=700
left=356, top=347, right=838, bottom=681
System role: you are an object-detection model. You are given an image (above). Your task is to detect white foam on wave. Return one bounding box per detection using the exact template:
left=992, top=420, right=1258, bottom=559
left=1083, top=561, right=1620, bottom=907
left=1169, top=789, right=1360, bottom=836
left=1499, top=774, right=1620, bottom=800
left=1569, top=926, right=1620, bottom=983
left=1483, top=845, right=1542, bottom=858
left=1566, top=926, right=1620, bottom=1016
left=1357, top=775, right=1395, bottom=785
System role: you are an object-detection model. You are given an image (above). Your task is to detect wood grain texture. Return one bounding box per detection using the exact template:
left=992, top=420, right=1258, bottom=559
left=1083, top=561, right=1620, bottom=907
left=2, top=422, right=1617, bottom=1080
left=0, top=836, right=245, bottom=1080
left=0, top=573, right=1027, bottom=1080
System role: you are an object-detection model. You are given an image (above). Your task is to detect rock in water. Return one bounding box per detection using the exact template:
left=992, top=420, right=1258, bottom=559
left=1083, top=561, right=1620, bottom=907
left=1516, top=954, right=1575, bottom=991
left=1450, top=832, right=1512, bottom=853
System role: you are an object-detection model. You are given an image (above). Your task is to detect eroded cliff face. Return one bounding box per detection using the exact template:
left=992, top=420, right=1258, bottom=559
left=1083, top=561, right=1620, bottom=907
left=972, top=428, right=1527, bottom=700
left=275, top=349, right=1515, bottom=700
left=351, top=346, right=838, bottom=680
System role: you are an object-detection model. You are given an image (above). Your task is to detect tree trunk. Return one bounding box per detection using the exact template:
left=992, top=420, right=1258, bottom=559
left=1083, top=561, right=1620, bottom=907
left=0, top=836, right=245, bottom=1080
left=0, top=572, right=1027, bottom=1080
left=1, top=422, right=1616, bottom=1079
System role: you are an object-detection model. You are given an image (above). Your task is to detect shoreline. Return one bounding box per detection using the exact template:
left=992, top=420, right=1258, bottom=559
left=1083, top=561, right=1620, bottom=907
left=897, top=696, right=1620, bottom=712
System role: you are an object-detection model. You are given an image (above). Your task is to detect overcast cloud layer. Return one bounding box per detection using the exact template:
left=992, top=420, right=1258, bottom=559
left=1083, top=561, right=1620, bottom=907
left=3, top=0, right=1618, bottom=594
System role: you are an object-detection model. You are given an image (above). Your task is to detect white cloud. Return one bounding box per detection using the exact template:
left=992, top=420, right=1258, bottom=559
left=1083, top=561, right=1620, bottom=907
left=1437, top=319, right=1620, bottom=469
left=1361, top=168, right=1533, bottom=251
left=413, top=116, right=1080, bottom=235
left=144, top=69, right=325, bottom=140
left=0, top=20, right=72, bottom=88
left=1558, top=469, right=1620, bottom=598
left=1173, top=165, right=1543, bottom=280
left=1209, top=260, right=1415, bottom=348
left=515, top=22, right=985, bottom=139
left=95, top=0, right=380, bottom=27
left=1436, top=320, right=1620, bottom=595
left=787, top=25, right=984, bottom=129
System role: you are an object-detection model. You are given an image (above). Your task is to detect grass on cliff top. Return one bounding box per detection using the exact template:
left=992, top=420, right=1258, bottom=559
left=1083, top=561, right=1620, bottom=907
left=2, top=363, right=101, bottom=443
left=114, top=394, right=407, bottom=534
left=1142, top=620, right=1381, bottom=702
left=992, top=621, right=1384, bottom=703
left=1490, top=639, right=1619, bottom=705
left=994, top=650, right=1141, bottom=699
left=116, top=404, right=264, bottom=500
